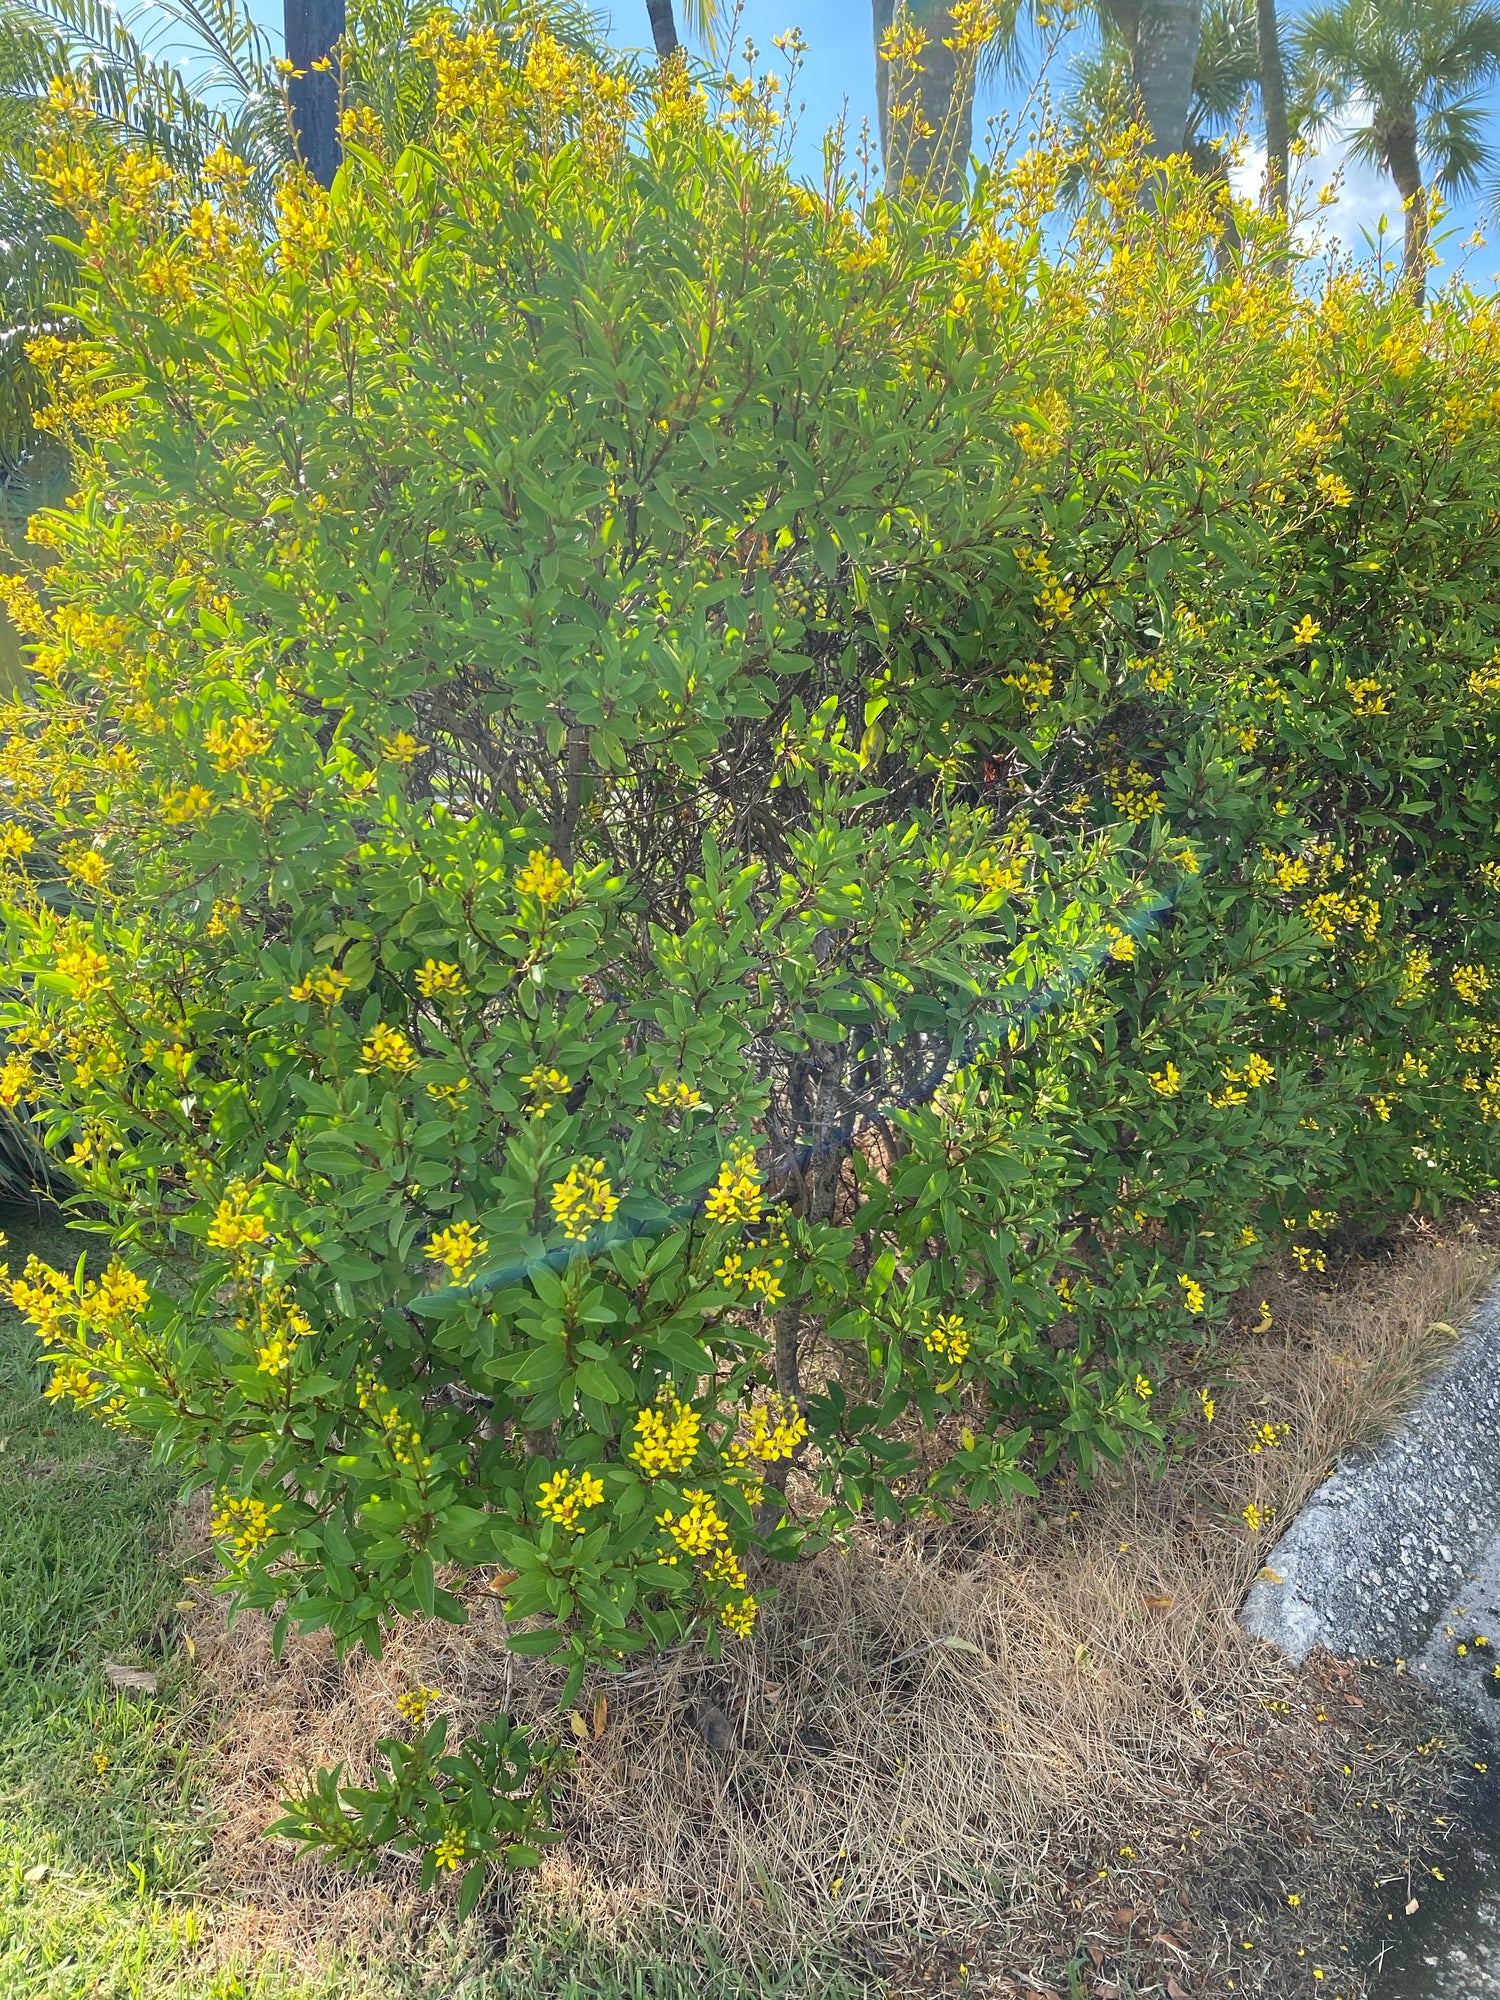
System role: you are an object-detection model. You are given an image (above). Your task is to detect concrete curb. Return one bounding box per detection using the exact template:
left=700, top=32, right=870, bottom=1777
left=1242, top=1277, right=1500, bottom=1732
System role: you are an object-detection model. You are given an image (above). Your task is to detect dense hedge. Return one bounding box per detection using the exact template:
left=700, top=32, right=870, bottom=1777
left=3, top=24, right=1500, bottom=1887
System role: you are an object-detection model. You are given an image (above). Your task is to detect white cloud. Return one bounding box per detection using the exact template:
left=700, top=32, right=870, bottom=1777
left=1230, top=106, right=1401, bottom=273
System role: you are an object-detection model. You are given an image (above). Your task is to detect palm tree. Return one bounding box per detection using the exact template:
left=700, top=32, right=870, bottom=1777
left=1295, top=0, right=1500, bottom=298
left=644, top=0, right=724, bottom=61
left=1256, top=0, right=1289, bottom=211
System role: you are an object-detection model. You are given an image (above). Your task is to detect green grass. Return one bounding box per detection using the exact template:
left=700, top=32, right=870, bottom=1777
left=0, top=1202, right=878, bottom=2000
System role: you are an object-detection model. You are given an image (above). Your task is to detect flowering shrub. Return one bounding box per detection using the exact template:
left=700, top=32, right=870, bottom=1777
left=5, top=19, right=1500, bottom=1894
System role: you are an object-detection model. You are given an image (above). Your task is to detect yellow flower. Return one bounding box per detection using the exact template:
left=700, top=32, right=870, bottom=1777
left=206, top=1181, right=271, bottom=1254
left=56, top=941, right=111, bottom=1001
left=415, top=958, right=466, bottom=998
left=432, top=1830, right=466, bottom=1871
left=379, top=730, right=424, bottom=764
left=1314, top=469, right=1352, bottom=508
left=703, top=1154, right=763, bottom=1227
left=1454, top=963, right=1494, bottom=1008
left=1292, top=615, right=1322, bottom=645
left=425, top=1219, right=488, bottom=1283
left=743, top=1394, right=807, bottom=1463
left=1198, top=1387, right=1215, bottom=1424
left=162, top=784, right=214, bottom=825
left=923, top=1313, right=971, bottom=1366
left=203, top=714, right=273, bottom=772
left=1242, top=1502, right=1264, bottom=1532
left=629, top=1397, right=700, bottom=1477
left=361, top=1022, right=417, bottom=1073
left=536, top=1465, right=605, bottom=1531
left=1178, top=1274, right=1206, bottom=1314
left=551, top=1160, right=619, bottom=1239
left=210, top=1491, right=281, bottom=1558
left=396, top=1685, right=442, bottom=1727
left=1108, top=930, right=1136, bottom=963
left=1134, top=1373, right=1152, bottom=1400
left=1148, top=1064, right=1181, bottom=1097
left=656, top=1487, right=730, bottom=1557
left=289, top=965, right=350, bottom=1006
left=646, top=1077, right=705, bottom=1111
left=0, top=822, right=34, bottom=861
left=60, top=841, right=108, bottom=888
left=521, top=1064, right=570, bottom=1113
left=721, top=1594, right=758, bottom=1638
left=45, top=1357, right=96, bottom=1405
left=514, top=849, right=572, bottom=905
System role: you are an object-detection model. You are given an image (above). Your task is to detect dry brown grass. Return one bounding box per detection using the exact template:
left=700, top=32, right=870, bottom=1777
left=186, top=1214, right=1500, bottom=1999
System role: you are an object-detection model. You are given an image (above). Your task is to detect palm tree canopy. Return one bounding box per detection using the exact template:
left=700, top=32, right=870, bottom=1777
left=1294, top=0, right=1500, bottom=195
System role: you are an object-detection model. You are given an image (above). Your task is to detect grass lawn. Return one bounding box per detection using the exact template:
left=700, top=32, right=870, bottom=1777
left=0, top=1200, right=873, bottom=2000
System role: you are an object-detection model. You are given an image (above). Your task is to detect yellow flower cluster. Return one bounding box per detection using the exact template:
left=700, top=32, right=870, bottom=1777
left=61, top=841, right=108, bottom=888
left=361, top=1022, right=417, bottom=1073
left=211, top=1492, right=280, bottom=1558
left=1291, top=615, right=1322, bottom=646
left=521, top=1064, right=569, bottom=1112
left=425, top=1219, right=488, bottom=1283
left=162, top=784, right=214, bottom=824
left=415, top=958, right=466, bottom=998
left=713, top=1247, right=786, bottom=1304
left=1397, top=948, right=1433, bottom=1007
left=1107, top=930, right=1136, bottom=962
left=0, top=1052, right=35, bottom=1109
left=1468, top=663, right=1500, bottom=701
left=646, top=1076, right=705, bottom=1110
left=923, top=1313, right=971, bottom=1366
left=629, top=1396, right=700, bottom=1477
left=1314, top=469, right=1352, bottom=508
left=537, top=1465, right=605, bottom=1531
left=975, top=848, right=1029, bottom=897
left=514, top=849, right=572, bottom=905
left=1266, top=850, right=1310, bottom=891
left=380, top=730, right=423, bottom=763
left=1454, top=964, right=1494, bottom=1008
left=1178, top=1275, right=1207, bottom=1314
left=551, top=1160, right=619, bottom=1239
left=56, top=940, right=111, bottom=1001
left=396, top=1685, right=442, bottom=1727
left=1305, top=888, right=1382, bottom=944
left=45, top=1357, right=96, bottom=1404
left=1004, top=663, right=1053, bottom=710
left=290, top=965, right=351, bottom=1006
left=206, top=1181, right=271, bottom=1255
left=1107, top=761, right=1164, bottom=823
left=1346, top=676, right=1388, bottom=715
left=203, top=714, right=273, bottom=772
left=0, top=822, right=34, bottom=861
left=656, top=1487, right=730, bottom=1558
left=432, top=1830, right=467, bottom=1872
left=703, top=1148, right=763, bottom=1227
left=1148, top=1063, right=1181, bottom=1096
left=743, top=1393, right=807, bottom=1463
left=1247, top=1421, right=1289, bottom=1455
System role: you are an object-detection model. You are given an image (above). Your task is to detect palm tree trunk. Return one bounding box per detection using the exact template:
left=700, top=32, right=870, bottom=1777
left=284, top=0, right=345, bottom=189
left=872, top=0, right=975, bottom=206
left=1254, top=0, right=1289, bottom=215
left=646, top=0, right=679, bottom=59
left=1384, top=116, right=1428, bottom=302
left=1134, top=0, right=1203, bottom=157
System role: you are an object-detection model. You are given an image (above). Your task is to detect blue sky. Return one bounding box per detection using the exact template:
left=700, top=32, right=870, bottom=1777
left=232, top=0, right=1500, bottom=284
left=598, top=0, right=1500, bottom=286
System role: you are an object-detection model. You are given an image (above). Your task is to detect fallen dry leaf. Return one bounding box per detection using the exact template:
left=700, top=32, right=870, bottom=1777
left=1143, top=1594, right=1175, bottom=1610
left=102, top=1662, right=158, bottom=1694
left=22, top=1863, right=48, bottom=1885
left=1406, top=1896, right=1420, bottom=1915
left=1167, top=1977, right=1192, bottom=2000
left=592, top=1691, right=608, bottom=1740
